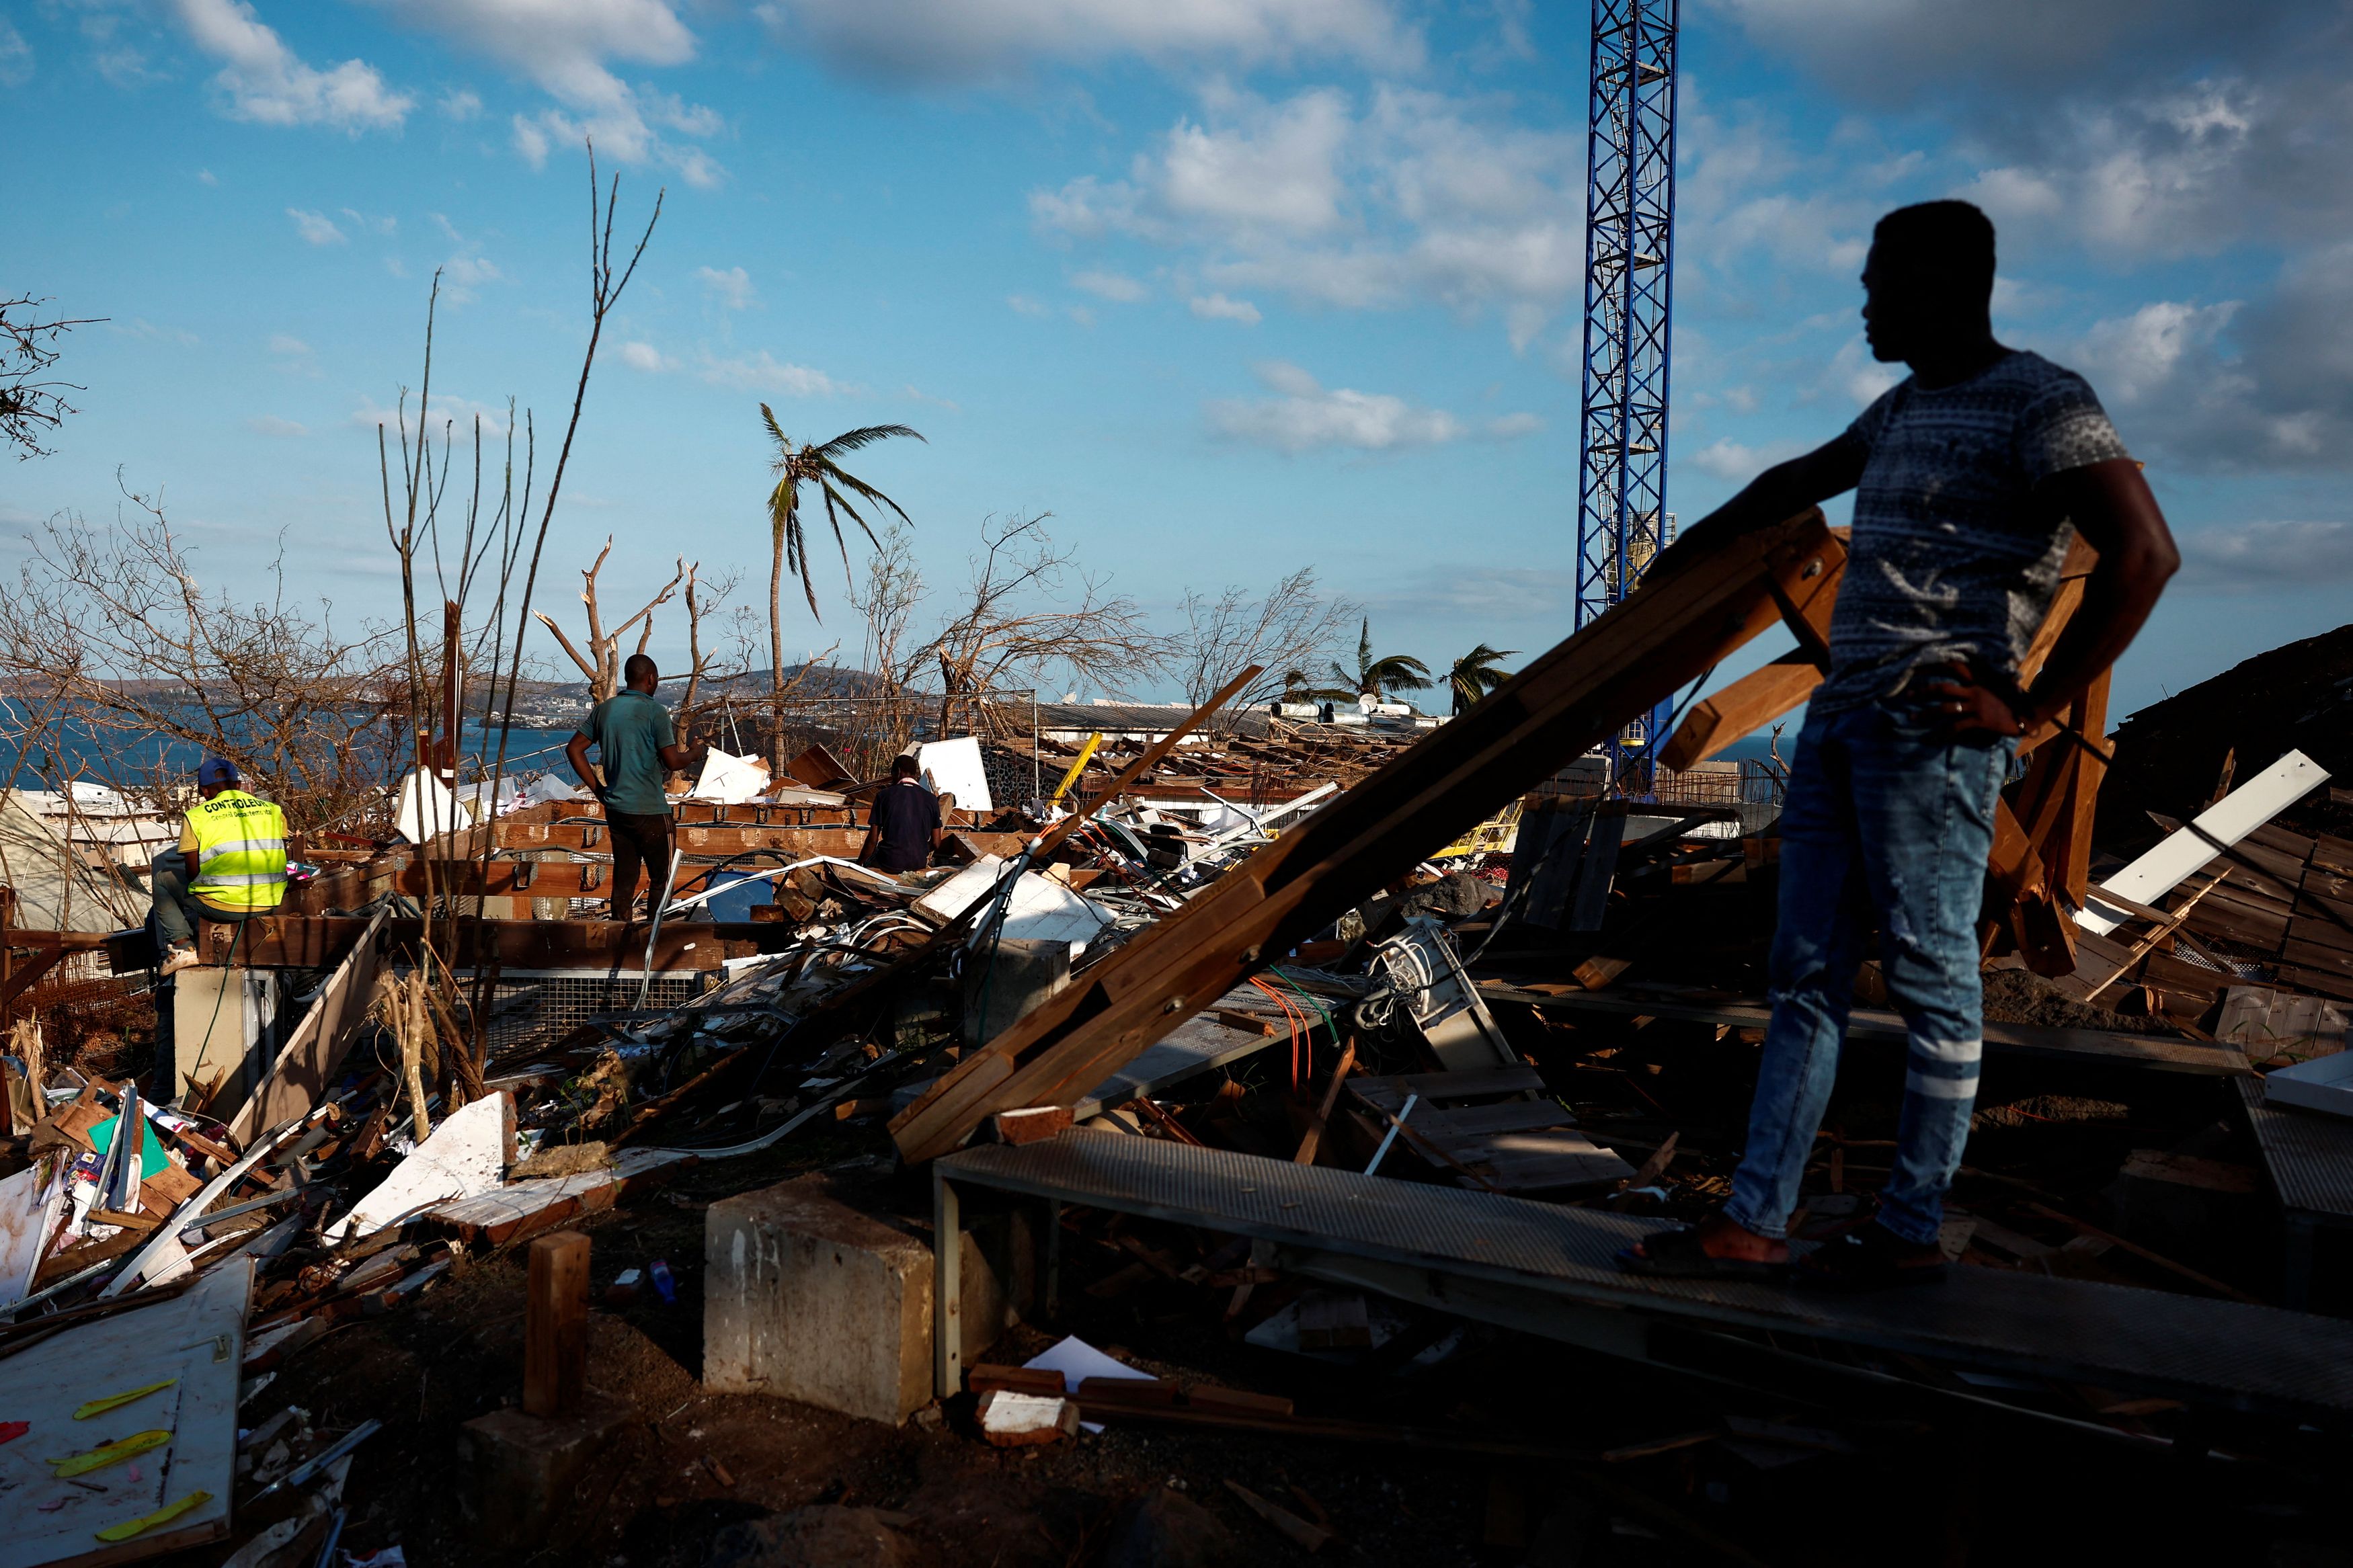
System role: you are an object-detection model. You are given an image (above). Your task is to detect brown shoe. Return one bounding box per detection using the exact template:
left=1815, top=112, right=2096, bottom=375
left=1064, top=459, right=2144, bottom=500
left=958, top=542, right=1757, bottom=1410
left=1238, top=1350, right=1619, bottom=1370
left=159, top=943, right=200, bottom=977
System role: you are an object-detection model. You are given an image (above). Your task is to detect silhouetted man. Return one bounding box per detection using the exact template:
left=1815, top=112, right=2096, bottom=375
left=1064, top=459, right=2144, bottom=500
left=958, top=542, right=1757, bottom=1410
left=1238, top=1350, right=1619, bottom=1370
left=1622, top=200, right=2180, bottom=1289
left=567, top=654, right=696, bottom=921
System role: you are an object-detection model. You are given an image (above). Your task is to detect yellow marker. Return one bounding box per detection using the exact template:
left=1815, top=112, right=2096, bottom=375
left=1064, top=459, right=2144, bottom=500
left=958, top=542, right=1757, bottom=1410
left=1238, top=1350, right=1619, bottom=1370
left=94, top=1490, right=212, bottom=1543
left=1050, top=733, right=1102, bottom=805
left=74, top=1379, right=177, bottom=1420
left=49, top=1430, right=171, bottom=1477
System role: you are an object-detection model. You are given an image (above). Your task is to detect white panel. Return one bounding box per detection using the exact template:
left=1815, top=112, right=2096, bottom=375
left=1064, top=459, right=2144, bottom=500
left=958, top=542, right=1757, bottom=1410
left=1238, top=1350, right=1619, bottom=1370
left=2076, top=749, right=2330, bottom=936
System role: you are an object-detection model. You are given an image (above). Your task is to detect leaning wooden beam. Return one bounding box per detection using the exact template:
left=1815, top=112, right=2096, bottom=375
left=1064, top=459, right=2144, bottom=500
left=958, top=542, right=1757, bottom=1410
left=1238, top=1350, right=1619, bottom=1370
left=891, top=510, right=1841, bottom=1164
left=1658, top=651, right=1823, bottom=771
left=1662, top=533, right=2099, bottom=774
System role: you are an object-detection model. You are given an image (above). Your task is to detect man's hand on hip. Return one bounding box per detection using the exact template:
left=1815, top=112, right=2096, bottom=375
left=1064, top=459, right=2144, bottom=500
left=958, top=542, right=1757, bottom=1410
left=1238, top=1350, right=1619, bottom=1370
left=1908, top=659, right=2027, bottom=745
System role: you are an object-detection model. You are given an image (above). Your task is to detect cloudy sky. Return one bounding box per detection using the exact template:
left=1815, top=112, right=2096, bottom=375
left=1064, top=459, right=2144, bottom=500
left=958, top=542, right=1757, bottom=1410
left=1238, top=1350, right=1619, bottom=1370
left=7, top=0, right=2350, bottom=721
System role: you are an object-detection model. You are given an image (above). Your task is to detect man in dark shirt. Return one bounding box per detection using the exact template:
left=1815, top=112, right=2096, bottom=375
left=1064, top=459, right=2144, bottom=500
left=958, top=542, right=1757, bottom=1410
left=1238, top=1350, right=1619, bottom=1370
left=567, top=653, right=697, bottom=921
left=861, top=753, right=941, bottom=872
left=1620, top=201, right=2179, bottom=1290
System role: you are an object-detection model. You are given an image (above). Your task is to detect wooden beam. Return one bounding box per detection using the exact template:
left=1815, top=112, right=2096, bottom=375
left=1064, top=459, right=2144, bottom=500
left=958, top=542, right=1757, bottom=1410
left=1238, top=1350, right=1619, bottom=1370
left=1658, top=653, right=1823, bottom=771
left=891, top=510, right=1841, bottom=1163
left=524, top=1231, right=591, bottom=1416
left=213, top=915, right=728, bottom=971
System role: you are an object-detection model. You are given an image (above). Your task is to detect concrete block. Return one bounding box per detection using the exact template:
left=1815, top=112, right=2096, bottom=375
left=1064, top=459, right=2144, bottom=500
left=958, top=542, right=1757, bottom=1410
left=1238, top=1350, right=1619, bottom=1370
left=704, top=1177, right=1005, bottom=1423
left=456, top=1392, right=631, bottom=1549
left=963, top=937, right=1070, bottom=1046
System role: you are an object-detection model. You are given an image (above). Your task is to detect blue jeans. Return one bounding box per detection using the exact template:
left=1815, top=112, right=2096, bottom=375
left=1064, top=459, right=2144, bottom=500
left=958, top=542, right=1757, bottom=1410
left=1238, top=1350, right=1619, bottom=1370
left=148, top=850, right=247, bottom=947
left=1722, top=704, right=2013, bottom=1247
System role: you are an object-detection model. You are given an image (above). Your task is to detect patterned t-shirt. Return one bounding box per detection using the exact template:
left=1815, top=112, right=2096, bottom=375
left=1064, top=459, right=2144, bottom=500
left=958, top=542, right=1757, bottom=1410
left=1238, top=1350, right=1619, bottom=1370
left=1812, top=349, right=2132, bottom=714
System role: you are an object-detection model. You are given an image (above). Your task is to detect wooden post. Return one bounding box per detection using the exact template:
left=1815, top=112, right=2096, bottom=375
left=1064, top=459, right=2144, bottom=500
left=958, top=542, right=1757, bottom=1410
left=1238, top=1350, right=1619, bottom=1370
left=524, top=1231, right=590, bottom=1417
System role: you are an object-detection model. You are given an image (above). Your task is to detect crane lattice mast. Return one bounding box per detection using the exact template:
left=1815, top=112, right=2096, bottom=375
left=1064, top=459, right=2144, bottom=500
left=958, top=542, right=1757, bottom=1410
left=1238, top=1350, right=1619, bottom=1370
left=1572, top=0, right=1680, bottom=782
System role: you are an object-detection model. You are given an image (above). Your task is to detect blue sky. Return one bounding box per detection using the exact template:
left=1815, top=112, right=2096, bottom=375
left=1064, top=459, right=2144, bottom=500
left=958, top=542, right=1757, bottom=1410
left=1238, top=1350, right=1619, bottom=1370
left=7, top=0, right=2352, bottom=724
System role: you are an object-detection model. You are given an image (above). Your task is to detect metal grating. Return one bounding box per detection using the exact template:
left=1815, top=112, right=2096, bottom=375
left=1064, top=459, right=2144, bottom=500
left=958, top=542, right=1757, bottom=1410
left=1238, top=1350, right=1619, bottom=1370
left=941, top=1132, right=2353, bottom=1420
left=389, top=967, right=709, bottom=1062
left=2239, top=1075, right=2353, bottom=1221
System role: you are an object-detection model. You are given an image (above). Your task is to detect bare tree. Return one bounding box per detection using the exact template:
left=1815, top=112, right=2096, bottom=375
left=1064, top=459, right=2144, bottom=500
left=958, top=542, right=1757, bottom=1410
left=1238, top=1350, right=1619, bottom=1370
left=0, top=492, right=405, bottom=832
left=908, top=513, right=1174, bottom=729
left=848, top=520, right=926, bottom=694
left=532, top=539, right=686, bottom=702
left=1174, top=567, right=1357, bottom=723
left=1, top=296, right=102, bottom=459
left=678, top=561, right=741, bottom=721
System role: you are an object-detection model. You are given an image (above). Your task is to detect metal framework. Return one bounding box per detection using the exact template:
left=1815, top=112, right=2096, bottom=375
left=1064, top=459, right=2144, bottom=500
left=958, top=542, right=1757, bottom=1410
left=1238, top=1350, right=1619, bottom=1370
left=1573, top=0, right=1681, bottom=774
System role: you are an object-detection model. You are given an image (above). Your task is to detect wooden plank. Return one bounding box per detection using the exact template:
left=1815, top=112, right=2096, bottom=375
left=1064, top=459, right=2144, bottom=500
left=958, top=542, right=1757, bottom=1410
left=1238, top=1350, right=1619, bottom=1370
left=1658, top=651, right=1824, bottom=772
left=427, top=1149, right=690, bottom=1245
left=229, top=905, right=389, bottom=1143
left=2050, top=669, right=2110, bottom=907
left=893, top=512, right=1843, bottom=1163
left=1451, top=1130, right=1634, bottom=1190
left=1349, top=1067, right=1546, bottom=1109
left=524, top=1231, right=590, bottom=1416
left=213, top=916, right=728, bottom=971
left=2082, top=751, right=2332, bottom=936
left=2283, top=938, right=2353, bottom=979
left=1409, top=1100, right=1578, bottom=1141
left=1478, top=981, right=2250, bottom=1075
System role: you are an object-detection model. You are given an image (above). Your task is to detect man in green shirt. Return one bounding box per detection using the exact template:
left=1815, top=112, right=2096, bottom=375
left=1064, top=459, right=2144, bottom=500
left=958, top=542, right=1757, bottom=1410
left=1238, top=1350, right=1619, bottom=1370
left=567, top=653, right=698, bottom=921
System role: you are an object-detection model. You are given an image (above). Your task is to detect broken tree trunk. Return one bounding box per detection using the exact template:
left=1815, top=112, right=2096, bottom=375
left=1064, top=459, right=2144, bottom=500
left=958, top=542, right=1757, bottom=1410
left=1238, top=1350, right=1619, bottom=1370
left=891, top=509, right=1843, bottom=1163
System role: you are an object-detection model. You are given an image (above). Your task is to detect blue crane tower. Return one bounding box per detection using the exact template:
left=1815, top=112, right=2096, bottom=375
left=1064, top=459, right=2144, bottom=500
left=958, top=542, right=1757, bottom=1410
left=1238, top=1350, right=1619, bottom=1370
left=1572, top=0, right=1680, bottom=788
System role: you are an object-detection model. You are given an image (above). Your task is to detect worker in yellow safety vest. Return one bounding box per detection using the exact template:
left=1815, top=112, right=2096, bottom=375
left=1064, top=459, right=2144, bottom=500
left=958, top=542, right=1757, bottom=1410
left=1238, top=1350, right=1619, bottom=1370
left=153, top=756, right=288, bottom=976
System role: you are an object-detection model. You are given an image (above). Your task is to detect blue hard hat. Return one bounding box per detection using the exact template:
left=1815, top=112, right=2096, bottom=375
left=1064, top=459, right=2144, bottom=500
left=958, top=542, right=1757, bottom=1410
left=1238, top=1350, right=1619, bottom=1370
left=196, top=757, right=239, bottom=788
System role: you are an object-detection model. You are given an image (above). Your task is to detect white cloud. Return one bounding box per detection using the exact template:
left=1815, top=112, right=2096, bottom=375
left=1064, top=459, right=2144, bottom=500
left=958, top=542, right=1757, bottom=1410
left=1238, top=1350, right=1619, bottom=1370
left=168, top=0, right=411, bottom=131
left=1072, top=270, right=1147, bottom=302
left=697, top=350, right=847, bottom=398
left=374, top=0, right=725, bottom=183
left=196, top=167, right=219, bottom=186
left=1205, top=360, right=1533, bottom=454
left=440, top=87, right=482, bottom=120
left=0, top=19, right=32, bottom=88
left=288, top=207, right=348, bottom=246
left=2176, top=520, right=2353, bottom=587
left=903, top=384, right=961, bottom=413
left=1033, top=84, right=1585, bottom=346
left=438, top=253, right=503, bottom=302
left=269, top=333, right=311, bottom=356
left=108, top=319, right=201, bottom=347
left=619, top=340, right=675, bottom=372
left=1189, top=292, right=1261, bottom=323
left=246, top=415, right=308, bottom=437
left=341, top=206, right=398, bottom=237
left=511, top=112, right=550, bottom=167
left=350, top=393, right=512, bottom=438
left=754, top=0, right=1419, bottom=83
left=1687, top=436, right=1806, bottom=482
left=696, top=265, right=757, bottom=311
left=2063, top=253, right=2353, bottom=472
left=1006, top=294, right=1051, bottom=318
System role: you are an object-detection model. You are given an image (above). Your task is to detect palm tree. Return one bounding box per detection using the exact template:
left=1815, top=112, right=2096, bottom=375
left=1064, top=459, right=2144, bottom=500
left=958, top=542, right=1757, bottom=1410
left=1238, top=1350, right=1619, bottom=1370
left=759, top=405, right=923, bottom=761
left=1330, top=617, right=1433, bottom=703
left=1448, top=643, right=1519, bottom=714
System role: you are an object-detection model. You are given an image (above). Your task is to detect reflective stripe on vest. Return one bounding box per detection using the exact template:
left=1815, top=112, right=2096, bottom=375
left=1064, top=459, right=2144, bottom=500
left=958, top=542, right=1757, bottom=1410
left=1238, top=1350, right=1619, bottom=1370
left=187, top=790, right=289, bottom=913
